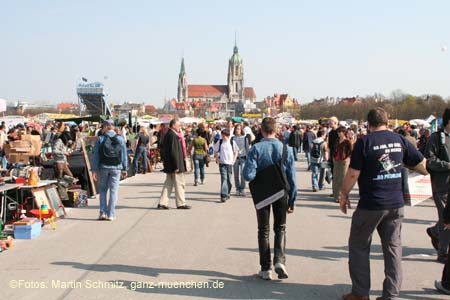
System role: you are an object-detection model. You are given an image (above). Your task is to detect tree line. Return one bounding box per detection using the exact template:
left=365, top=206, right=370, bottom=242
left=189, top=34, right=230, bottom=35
left=299, top=93, right=450, bottom=121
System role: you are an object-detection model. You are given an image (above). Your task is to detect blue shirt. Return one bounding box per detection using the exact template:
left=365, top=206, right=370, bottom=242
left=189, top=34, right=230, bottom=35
left=91, top=130, right=128, bottom=172
left=243, top=138, right=297, bottom=206
left=350, top=130, right=423, bottom=210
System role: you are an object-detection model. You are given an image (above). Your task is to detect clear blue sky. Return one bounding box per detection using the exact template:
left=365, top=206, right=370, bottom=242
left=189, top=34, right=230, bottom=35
left=1, top=0, right=450, bottom=106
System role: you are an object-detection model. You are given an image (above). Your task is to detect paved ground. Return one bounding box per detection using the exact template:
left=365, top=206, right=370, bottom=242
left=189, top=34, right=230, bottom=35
left=0, top=156, right=447, bottom=300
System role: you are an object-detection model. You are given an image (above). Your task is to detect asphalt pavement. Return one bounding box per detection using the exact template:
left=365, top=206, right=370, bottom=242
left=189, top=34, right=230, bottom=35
left=0, top=156, right=446, bottom=300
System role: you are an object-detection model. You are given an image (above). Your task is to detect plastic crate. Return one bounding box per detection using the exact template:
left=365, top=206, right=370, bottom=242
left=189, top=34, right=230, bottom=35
left=14, top=222, right=41, bottom=239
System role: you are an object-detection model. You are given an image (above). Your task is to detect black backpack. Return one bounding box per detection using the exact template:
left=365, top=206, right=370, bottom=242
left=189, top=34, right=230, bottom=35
left=213, top=132, right=221, bottom=144
left=311, top=141, right=324, bottom=159
left=100, top=134, right=123, bottom=166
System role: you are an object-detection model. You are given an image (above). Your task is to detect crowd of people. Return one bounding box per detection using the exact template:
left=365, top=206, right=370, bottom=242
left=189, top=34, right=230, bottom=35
left=144, top=109, right=449, bottom=299
left=1, top=107, right=449, bottom=298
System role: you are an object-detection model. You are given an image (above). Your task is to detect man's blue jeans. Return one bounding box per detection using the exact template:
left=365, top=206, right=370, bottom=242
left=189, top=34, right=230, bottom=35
left=292, top=147, right=299, bottom=161
left=133, top=146, right=147, bottom=173
left=305, top=151, right=311, bottom=169
left=193, top=154, right=206, bottom=183
left=98, top=168, right=121, bottom=218
left=219, top=164, right=232, bottom=198
left=311, top=163, right=325, bottom=190
left=233, top=157, right=246, bottom=193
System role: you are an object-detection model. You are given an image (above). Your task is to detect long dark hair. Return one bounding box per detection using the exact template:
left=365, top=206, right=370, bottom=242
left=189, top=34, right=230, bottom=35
left=59, top=131, right=71, bottom=146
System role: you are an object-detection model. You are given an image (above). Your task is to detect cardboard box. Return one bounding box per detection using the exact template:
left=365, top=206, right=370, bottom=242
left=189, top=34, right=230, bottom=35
left=11, top=140, right=32, bottom=148
left=21, top=134, right=42, bottom=156
left=8, top=153, right=30, bottom=164
left=404, top=172, right=433, bottom=206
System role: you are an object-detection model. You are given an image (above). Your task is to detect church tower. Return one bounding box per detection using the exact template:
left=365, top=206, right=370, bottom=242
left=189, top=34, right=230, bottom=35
left=177, top=57, right=188, bottom=102
left=227, top=40, right=244, bottom=103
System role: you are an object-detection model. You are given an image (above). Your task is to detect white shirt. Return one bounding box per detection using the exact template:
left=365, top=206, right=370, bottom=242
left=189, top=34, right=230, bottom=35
left=213, top=139, right=238, bottom=165
left=243, top=126, right=252, bottom=136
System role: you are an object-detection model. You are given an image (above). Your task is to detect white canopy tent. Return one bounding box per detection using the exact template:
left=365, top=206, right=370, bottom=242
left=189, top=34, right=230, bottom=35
left=0, top=98, right=6, bottom=113
left=409, top=119, right=431, bottom=128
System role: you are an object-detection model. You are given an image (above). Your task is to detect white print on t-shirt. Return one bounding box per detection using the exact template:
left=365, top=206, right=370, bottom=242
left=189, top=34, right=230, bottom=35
left=372, top=143, right=402, bottom=181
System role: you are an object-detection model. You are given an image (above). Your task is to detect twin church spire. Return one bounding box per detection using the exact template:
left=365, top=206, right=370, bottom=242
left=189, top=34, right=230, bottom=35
left=177, top=41, right=244, bottom=103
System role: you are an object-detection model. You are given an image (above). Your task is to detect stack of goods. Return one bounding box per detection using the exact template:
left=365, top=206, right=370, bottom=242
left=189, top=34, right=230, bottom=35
left=13, top=218, right=41, bottom=240
left=4, top=134, right=42, bottom=164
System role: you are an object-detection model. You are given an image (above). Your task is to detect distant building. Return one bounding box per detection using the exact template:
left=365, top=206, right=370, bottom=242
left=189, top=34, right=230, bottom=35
left=177, top=41, right=256, bottom=117
left=265, top=94, right=300, bottom=115
left=339, top=97, right=361, bottom=104
left=12, top=101, right=56, bottom=115
left=144, top=105, right=157, bottom=114
left=114, top=102, right=145, bottom=117
left=57, top=103, right=80, bottom=113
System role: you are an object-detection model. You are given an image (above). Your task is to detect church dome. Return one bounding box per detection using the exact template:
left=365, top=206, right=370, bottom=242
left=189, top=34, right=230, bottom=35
left=230, top=46, right=242, bottom=64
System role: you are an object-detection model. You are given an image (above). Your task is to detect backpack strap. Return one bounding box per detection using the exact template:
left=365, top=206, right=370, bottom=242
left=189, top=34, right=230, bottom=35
left=245, top=134, right=250, bottom=151
left=279, top=143, right=290, bottom=194
left=282, top=143, right=287, bottom=165
left=218, top=139, right=223, bottom=155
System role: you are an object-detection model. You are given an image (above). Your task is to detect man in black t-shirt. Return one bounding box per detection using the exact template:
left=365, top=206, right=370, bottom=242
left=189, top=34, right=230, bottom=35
left=338, top=108, right=427, bottom=300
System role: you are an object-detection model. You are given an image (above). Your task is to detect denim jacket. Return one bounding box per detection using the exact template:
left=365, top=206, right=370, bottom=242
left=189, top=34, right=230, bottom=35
left=243, top=138, right=297, bottom=206
left=91, top=130, right=128, bottom=172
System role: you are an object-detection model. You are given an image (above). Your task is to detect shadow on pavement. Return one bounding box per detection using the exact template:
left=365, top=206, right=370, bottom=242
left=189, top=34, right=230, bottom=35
left=229, top=245, right=436, bottom=263
left=402, top=218, right=435, bottom=225
left=51, top=261, right=351, bottom=299
left=120, top=183, right=164, bottom=187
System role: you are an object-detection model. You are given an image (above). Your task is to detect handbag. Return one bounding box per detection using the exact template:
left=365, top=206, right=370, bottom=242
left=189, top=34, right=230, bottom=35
left=249, top=144, right=290, bottom=210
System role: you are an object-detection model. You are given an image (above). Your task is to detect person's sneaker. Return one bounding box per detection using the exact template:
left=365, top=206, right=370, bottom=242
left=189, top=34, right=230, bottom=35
left=258, top=270, right=272, bottom=280
left=274, top=263, right=288, bottom=279
left=106, top=216, right=115, bottom=221
left=435, top=280, right=450, bottom=295
left=240, top=192, right=247, bottom=197
left=220, top=197, right=227, bottom=203
left=98, top=213, right=107, bottom=221
left=194, top=182, right=198, bottom=186
left=235, top=191, right=241, bottom=196
left=341, top=292, right=369, bottom=300
left=312, top=188, right=317, bottom=192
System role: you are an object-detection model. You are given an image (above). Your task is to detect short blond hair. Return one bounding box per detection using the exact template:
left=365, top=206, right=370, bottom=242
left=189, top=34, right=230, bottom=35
left=329, top=116, right=339, bottom=124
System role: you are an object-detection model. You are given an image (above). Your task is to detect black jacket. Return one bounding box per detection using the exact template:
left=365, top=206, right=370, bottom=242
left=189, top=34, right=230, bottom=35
left=328, top=129, right=339, bottom=158
left=288, top=130, right=302, bottom=148
left=424, top=130, right=450, bottom=193
left=161, top=129, right=186, bottom=173
left=302, top=131, right=316, bottom=152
